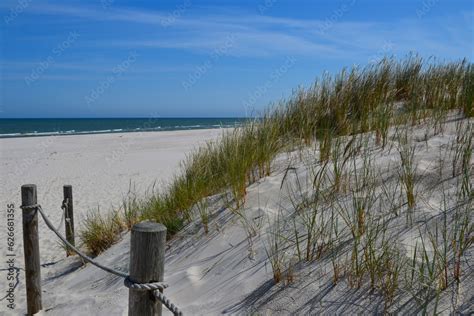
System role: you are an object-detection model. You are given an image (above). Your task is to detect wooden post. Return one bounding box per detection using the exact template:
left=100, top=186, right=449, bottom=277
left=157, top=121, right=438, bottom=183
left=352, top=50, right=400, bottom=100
left=63, top=185, right=75, bottom=255
left=21, top=184, right=42, bottom=315
left=128, top=221, right=167, bottom=316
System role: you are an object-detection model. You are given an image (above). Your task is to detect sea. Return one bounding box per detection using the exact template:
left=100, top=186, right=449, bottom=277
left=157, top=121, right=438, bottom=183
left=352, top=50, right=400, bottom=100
left=0, top=118, right=248, bottom=138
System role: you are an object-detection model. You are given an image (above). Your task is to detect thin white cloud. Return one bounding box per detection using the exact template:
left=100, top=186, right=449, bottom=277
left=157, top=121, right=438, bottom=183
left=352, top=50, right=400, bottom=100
left=1, top=60, right=192, bottom=72
left=2, top=2, right=343, bottom=56
left=0, top=60, right=194, bottom=82
left=2, top=2, right=472, bottom=60
left=104, top=30, right=342, bottom=57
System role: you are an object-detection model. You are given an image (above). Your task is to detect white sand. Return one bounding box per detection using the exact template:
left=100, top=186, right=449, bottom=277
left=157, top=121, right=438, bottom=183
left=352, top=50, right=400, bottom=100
left=0, top=129, right=223, bottom=297
left=0, top=119, right=472, bottom=315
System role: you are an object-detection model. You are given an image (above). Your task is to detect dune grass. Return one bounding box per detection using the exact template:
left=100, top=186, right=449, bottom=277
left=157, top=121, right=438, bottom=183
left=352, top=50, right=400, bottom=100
left=80, top=207, right=123, bottom=256
left=80, top=54, right=473, bottom=257
left=274, top=118, right=472, bottom=313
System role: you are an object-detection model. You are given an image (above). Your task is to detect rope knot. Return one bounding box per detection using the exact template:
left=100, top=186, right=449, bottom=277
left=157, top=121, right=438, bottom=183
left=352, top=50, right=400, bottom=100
left=124, top=276, right=168, bottom=292
left=123, top=277, right=182, bottom=314
left=20, top=204, right=40, bottom=210
left=61, top=198, right=69, bottom=210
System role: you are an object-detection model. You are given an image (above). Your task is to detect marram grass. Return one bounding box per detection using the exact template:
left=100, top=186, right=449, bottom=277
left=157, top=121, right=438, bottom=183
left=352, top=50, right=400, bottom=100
left=81, top=54, right=473, bottom=255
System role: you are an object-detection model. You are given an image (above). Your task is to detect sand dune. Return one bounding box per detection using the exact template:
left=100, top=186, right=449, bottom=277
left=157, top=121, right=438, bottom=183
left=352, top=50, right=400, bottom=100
left=1, top=118, right=472, bottom=315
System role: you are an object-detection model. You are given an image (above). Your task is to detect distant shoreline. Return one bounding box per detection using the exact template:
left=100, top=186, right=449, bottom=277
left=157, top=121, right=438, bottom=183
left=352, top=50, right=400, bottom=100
left=0, top=117, right=248, bottom=139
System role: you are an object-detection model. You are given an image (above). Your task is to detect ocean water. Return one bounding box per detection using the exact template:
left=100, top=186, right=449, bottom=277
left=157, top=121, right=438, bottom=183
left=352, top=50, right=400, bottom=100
left=0, top=118, right=247, bottom=138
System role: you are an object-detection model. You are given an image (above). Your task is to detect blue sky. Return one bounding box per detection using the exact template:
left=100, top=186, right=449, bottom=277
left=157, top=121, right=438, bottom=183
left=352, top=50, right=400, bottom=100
left=0, top=0, right=473, bottom=118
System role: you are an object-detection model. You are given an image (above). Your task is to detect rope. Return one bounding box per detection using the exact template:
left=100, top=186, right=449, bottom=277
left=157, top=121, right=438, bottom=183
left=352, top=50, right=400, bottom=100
left=26, top=204, right=129, bottom=278
left=55, top=201, right=66, bottom=232
left=20, top=203, right=183, bottom=316
left=61, top=198, right=74, bottom=243
left=124, top=276, right=168, bottom=291
left=154, top=290, right=183, bottom=316
left=61, top=198, right=68, bottom=211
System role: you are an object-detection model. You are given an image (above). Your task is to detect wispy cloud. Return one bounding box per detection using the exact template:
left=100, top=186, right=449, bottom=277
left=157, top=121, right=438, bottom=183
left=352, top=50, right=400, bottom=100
left=104, top=31, right=341, bottom=57
left=7, top=2, right=472, bottom=59
left=1, top=61, right=192, bottom=72
left=8, top=2, right=348, bottom=57
left=2, top=2, right=472, bottom=64
left=0, top=60, right=194, bottom=82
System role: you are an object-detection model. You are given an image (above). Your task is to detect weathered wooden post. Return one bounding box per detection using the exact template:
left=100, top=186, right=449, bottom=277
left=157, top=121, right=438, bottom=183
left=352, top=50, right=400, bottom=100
left=128, top=221, right=167, bottom=316
left=62, top=185, right=75, bottom=255
left=21, top=184, right=42, bottom=315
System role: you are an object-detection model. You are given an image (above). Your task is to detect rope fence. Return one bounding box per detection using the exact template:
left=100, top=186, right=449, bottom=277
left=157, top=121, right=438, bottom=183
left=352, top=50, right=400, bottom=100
left=20, top=184, right=182, bottom=316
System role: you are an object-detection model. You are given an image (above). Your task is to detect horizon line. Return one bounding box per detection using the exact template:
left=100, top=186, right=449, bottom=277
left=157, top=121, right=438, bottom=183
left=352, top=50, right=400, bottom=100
left=0, top=116, right=252, bottom=119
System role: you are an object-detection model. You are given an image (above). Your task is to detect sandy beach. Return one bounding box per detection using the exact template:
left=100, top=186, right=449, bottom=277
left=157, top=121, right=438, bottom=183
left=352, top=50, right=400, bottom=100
left=0, top=129, right=223, bottom=266
left=1, top=118, right=472, bottom=315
